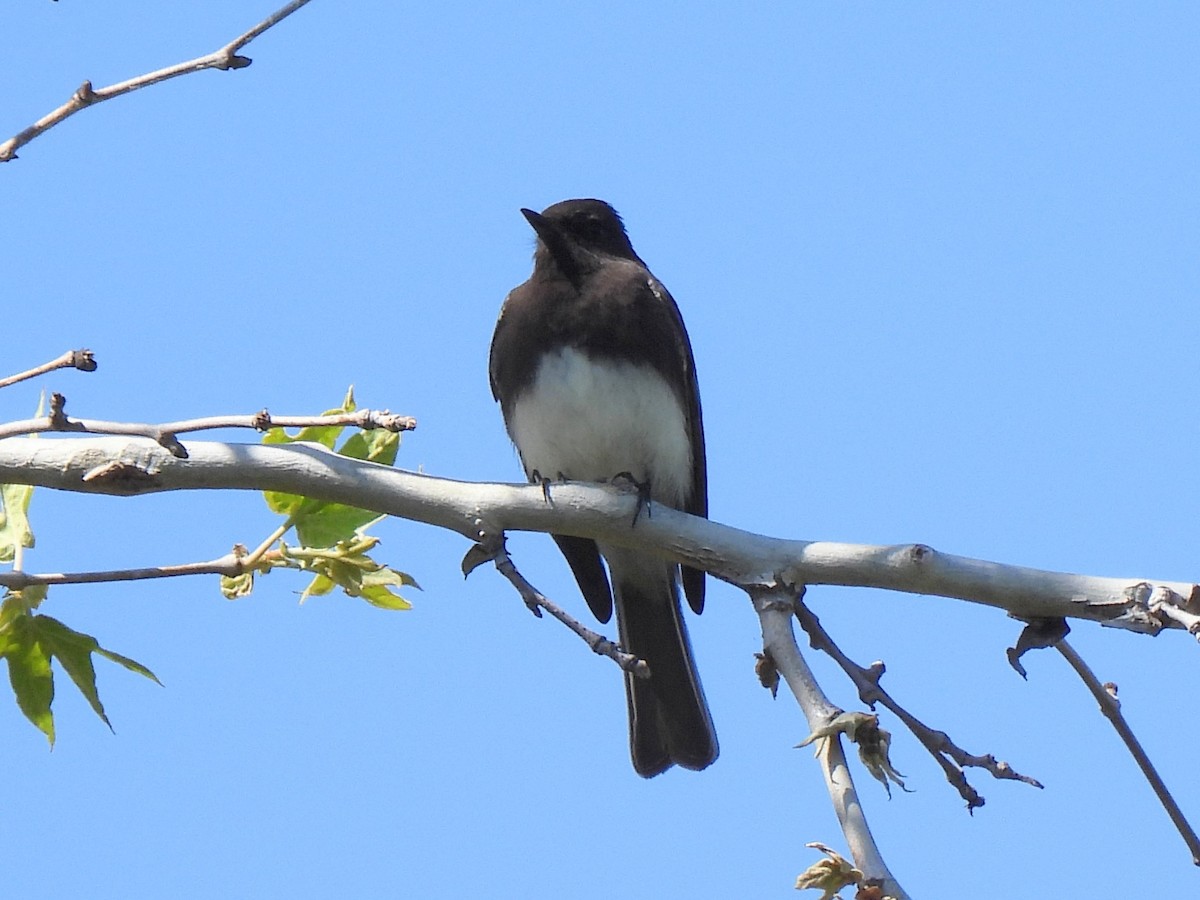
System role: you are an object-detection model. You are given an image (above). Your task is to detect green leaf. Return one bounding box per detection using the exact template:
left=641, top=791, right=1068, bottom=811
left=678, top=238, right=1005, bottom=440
left=0, top=481, right=35, bottom=563
left=0, top=607, right=160, bottom=743
left=337, top=427, right=400, bottom=467
left=4, top=616, right=55, bottom=746
left=299, top=572, right=336, bottom=603
left=93, top=646, right=161, bottom=685
left=294, top=503, right=378, bottom=549
left=359, top=569, right=415, bottom=610
left=2, top=584, right=48, bottom=617
left=220, top=570, right=255, bottom=599
left=33, top=615, right=111, bottom=728
left=0, top=394, right=45, bottom=562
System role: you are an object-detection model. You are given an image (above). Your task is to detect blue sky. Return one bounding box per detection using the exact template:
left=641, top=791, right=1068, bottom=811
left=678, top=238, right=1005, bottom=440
left=4, top=2, right=1198, bottom=897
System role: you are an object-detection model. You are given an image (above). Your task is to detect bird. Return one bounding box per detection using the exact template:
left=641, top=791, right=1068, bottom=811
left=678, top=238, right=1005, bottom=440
left=489, top=198, right=717, bottom=777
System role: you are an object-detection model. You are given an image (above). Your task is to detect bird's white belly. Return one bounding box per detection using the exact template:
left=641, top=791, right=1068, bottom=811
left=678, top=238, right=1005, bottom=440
left=508, top=347, right=692, bottom=506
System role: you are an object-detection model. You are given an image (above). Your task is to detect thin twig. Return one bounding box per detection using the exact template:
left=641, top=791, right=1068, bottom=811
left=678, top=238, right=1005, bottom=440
left=0, top=0, right=315, bottom=163
left=1056, top=639, right=1200, bottom=866
left=0, top=553, right=245, bottom=589
left=0, top=393, right=416, bottom=457
left=489, top=541, right=649, bottom=679
left=0, top=350, right=96, bottom=389
left=793, top=600, right=1042, bottom=812
left=752, top=586, right=910, bottom=899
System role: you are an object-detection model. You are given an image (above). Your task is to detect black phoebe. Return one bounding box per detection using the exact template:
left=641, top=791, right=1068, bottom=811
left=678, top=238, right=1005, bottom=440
left=489, top=199, right=717, bottom=777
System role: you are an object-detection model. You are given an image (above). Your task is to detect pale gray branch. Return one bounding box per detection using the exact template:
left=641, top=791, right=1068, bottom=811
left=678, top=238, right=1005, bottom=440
left=0, top=0, right=314, bottom=163
left=1, top=435, right=1197, bottom=876
left=0, top=436, right=1195, bottom=637
left=752, top=587, right=909, bottom=899
left=0, top=398, right=414, bottom=457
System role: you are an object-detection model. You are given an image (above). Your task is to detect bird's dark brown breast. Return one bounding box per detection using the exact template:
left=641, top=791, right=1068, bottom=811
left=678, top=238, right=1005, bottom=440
left=490, top=263, right=693, bottom=416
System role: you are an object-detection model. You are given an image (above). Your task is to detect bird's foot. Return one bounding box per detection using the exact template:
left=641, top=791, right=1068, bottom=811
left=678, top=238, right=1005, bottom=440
left=610, top=471, right=652, bottom=527
left=529, top=469, right=568, bottom=505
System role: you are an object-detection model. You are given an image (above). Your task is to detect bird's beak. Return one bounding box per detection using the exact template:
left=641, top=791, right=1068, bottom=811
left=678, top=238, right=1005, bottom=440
left=521, top=206, right=583, bottom=286
left=520, top=207, right=554, bottom=244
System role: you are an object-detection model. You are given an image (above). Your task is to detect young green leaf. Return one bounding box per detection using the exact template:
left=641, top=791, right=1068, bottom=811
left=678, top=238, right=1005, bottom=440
left=33, top=615, right=113, bottom=728
left=0, top=481, right=36, bottom=563
left=0, top=602, right=160, bottom=743
left=0, top=394, right=46, bottom=562
left=4, top=615, right=55, bottom=745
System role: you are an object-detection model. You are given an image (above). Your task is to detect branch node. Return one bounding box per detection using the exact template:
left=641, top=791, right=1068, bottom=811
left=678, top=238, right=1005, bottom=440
left=73, top=80, right=98, bottom=105
left=81, top=460, right=160, bottom=493
left=156, top=433, right=189, bottom=459
left=906, top=543, right=935, bottom=562
left=49, top=392, right=70, bottom=427
left=69, top=349, right=98, bottom=372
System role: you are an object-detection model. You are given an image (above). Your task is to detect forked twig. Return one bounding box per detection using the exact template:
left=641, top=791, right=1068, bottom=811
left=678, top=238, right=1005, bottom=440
left=0, top=393, right=415, bottom=458
left=1, top=0, right=315, bottom=162
left=794, top=600, right=1042, bottom=811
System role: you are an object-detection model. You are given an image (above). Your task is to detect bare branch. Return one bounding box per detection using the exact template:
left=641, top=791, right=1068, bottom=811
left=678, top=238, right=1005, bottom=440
left=0, top=0, right=315, bottom=163
left=0, top=394, right=415, bottom=458
left=485, top=538, right=649, bottom=678
left=794, top=600, right=1042, bottom=811
left=1056, top=639, right=1200, bottom=865
left=0, top=553, right=245, bottom=589
left=0, top=437, right=1196, bottom=640
left=0, top=350, right=96, bottom=389
left=0, top=435, right=1196, bottom=873
left=752, top=586, right=910, bottom=899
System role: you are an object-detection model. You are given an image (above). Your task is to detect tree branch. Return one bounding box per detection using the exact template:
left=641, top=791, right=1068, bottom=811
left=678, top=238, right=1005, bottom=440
left=1055, top=639, right=1200, bottom=865
left=1, top=435, right=1196, bottom=872
left=753, top=586, right=909, bottom=899
left=0, top=553, right=245, bottom=589
left=0, top=350, right=96, bottom=389
left=484, top=539, right=650, bottom=678
left=794, top=600, right=1042, bottom=811
left=0, top=0, right=315, bottom=163
left=0, top=436, right=1192, bottom=637
left=0, top=395, right=414, bottom=457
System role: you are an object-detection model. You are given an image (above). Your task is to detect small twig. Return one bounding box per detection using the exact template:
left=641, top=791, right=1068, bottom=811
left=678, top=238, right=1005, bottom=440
left=244, top=520, right=294, bottom=569
left=794, top=600, right=1041, bottom=811
left=1056, top=639, right=1200, bottom=866
left=0, top=553, right=246, bottom=589
left=488, top=540, right=649, bottom=679
left=0, top=349, right=96, bottom=390
left=0, top=0, right=314, bottom=162
left=752, top=585, right=910, bottom=899
left=0, top=393, right=416, bottom=458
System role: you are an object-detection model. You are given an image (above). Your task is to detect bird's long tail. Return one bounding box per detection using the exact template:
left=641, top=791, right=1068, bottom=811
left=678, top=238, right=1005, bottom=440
left=608, top=548, right=718, bottom=777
